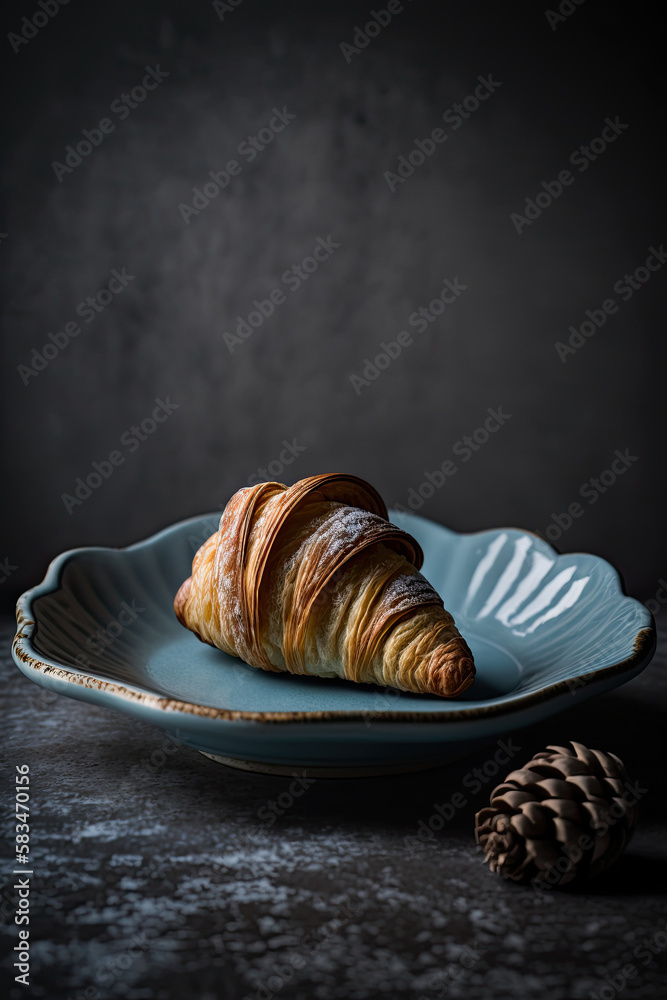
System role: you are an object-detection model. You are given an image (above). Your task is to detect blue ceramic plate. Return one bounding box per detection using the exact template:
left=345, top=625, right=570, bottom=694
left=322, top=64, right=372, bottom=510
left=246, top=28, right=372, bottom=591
left=13, top=511, right=655, bottom=775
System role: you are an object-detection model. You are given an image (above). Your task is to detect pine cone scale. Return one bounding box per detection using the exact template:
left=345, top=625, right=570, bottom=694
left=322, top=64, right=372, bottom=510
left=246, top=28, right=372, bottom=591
left=538, top=798, right=580, bottom=823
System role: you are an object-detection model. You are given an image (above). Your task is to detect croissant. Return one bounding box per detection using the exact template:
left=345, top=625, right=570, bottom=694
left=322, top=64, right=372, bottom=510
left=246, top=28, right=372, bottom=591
left=174, top=474, right=475, bottom=698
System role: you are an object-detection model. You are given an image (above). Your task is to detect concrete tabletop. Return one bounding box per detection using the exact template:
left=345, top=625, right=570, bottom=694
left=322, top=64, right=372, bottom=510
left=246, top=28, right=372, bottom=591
left=1, top=617, right=666, bottom=1000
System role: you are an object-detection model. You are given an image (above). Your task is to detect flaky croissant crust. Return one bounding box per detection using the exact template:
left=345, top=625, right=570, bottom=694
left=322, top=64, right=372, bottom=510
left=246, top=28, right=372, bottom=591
left=174, top=474, right=475, bottom=697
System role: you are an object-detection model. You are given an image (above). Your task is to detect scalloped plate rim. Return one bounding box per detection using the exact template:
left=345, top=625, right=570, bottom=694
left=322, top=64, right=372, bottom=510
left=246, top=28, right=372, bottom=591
left=12, top=511, right=656, bottom=728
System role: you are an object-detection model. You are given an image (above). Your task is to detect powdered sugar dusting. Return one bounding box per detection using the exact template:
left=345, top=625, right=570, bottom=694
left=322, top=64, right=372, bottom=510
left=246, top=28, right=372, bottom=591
left=307, top=505, right=386, bottom=560
left=381, top=570, right=443, bottom=613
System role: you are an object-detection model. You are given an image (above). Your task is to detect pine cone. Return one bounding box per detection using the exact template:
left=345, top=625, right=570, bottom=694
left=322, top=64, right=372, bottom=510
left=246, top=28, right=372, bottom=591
left=475, top=741, right=639, bottom=887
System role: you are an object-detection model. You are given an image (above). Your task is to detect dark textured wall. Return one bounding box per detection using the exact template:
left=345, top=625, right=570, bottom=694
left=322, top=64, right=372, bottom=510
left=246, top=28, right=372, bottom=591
left=2, top=0, right=665, bottom=612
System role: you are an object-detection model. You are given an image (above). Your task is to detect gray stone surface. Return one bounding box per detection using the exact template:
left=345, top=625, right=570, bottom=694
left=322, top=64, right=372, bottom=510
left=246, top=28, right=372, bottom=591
left=1, top=617, right=666, bottom=1000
